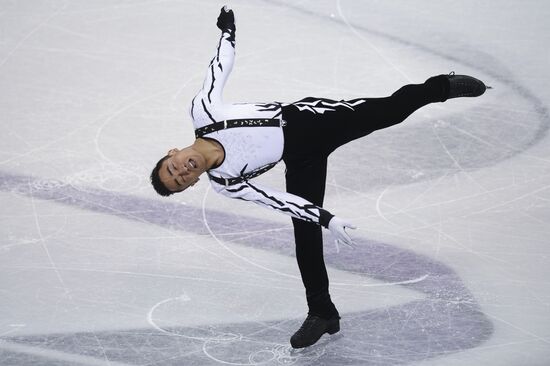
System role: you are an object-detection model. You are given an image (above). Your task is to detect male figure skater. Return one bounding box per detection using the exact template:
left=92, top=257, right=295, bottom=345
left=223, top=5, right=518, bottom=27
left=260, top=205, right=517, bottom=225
left=150, top=7, right=487, bottom=348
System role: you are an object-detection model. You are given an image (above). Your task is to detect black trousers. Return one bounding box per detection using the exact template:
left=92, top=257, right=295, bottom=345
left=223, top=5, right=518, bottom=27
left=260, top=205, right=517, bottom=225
left=281, top=76, right=447, bottom=319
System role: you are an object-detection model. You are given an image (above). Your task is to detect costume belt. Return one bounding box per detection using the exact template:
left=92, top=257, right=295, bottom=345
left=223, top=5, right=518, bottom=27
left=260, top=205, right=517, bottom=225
left=194, top=118, right=285, bottom=138
left=207, top=162, right=277, bottom=187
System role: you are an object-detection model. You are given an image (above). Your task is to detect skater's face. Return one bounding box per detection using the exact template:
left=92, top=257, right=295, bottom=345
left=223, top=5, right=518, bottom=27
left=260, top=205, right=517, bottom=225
left=158, top=147, right=205, bottom=192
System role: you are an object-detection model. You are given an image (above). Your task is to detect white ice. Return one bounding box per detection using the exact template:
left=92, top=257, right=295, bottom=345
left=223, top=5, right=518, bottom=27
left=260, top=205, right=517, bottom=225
left=1, top=1, right=550, bottom=365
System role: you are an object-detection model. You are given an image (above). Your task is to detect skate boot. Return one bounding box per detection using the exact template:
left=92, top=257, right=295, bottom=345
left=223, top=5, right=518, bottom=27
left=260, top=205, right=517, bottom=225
left=445, top=71, right=487, bottom=99
left=290, top=314, right=340, bottom=349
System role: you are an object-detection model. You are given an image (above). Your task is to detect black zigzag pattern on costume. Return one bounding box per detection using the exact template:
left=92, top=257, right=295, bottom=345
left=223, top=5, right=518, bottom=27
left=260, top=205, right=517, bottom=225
left=246, top=181, right=284, bottom=206
left=226, top=184, right=248, bottom=193
left=207, top=63, right=216, bottom=103
left=245, top=182, right=314, bottom=222
left=286, top=201, right=320, bottom=220
left=255, top=201, right=313, bottom=222
left=190, top=96, right=196, bottom=120
left=255, top=103, right=280, bottom=112
left=292, top=97, right=368, bottom=115
left=224, top=30, right=235, bottom=45
left=201, top=99, right=216, bottom=123
left=215, top=36, right=224, bottom=72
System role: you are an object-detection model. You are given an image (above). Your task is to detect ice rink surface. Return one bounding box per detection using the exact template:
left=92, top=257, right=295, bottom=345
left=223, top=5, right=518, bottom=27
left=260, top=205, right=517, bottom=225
left=1, top=0, right=550, bottom=365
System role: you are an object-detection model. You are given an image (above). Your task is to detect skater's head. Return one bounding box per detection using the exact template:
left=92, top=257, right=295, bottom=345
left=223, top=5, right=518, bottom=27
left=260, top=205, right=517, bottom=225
left=150, top=146, right=205, bottom=196
left=151, top=139, right=224, bottom=196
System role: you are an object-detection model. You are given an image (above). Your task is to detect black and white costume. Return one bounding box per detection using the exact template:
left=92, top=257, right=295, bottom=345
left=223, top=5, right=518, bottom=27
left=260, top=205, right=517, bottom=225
left=190, top=29, right=335, bottom=227
left=191, top=27, right=449, bottom=319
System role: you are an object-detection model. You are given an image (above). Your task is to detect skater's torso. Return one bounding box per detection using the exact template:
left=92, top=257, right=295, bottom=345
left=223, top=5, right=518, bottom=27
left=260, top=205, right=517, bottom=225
left=190, top=95, right=285, bottom=181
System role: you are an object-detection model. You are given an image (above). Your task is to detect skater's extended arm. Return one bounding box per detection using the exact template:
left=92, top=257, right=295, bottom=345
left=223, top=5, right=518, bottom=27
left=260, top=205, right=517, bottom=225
left=215, top=180, right=356, bottom=245
left=213, top=180, right=335, bottom=228
left=200, top=6, right=236, bottom=104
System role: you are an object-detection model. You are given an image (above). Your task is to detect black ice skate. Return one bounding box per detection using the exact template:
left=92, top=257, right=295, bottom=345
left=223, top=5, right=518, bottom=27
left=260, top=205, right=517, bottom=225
left=446, top=71, right=488, bottom=99
left=290, top=314, right=340, bottom=349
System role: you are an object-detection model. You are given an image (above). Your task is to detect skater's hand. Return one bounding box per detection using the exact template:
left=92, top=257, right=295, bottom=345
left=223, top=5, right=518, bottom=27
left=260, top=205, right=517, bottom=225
left=328, top=217, right=357, bottom=248
left=216, top=5, right=235, bottom=33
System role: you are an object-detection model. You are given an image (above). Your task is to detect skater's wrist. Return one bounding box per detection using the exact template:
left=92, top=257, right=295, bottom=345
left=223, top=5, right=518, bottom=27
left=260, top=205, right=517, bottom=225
left=319, top=209, right=334, bottom=228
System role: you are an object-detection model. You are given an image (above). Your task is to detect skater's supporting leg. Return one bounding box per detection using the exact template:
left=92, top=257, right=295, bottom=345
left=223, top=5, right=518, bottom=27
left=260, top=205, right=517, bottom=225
left=283, top=155, right=338, bottom=319
left=283, top=154, right=342, bottom=348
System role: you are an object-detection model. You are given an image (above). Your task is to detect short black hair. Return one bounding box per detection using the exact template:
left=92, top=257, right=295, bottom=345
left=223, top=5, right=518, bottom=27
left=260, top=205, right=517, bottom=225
left=150, top=155, right=175, bottom=197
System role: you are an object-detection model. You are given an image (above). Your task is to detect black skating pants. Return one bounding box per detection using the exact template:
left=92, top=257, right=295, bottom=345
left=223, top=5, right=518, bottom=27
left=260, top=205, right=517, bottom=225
left=281, top=75, right=448, bottom=319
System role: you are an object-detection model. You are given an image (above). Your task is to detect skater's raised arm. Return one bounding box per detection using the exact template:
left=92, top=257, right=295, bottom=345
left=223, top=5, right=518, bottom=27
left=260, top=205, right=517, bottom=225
left=200, top=6, right=236, bottom=104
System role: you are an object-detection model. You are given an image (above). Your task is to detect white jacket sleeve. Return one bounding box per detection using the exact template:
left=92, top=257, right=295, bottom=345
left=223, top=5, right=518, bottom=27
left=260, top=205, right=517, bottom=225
left=200, top=30, right=235, bottom=104
left=212, top=179, right=335, bottom=228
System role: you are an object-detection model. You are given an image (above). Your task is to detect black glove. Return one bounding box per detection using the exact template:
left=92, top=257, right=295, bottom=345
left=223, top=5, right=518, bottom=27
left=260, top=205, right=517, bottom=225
left=216, top=5, right=235, bottom=33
